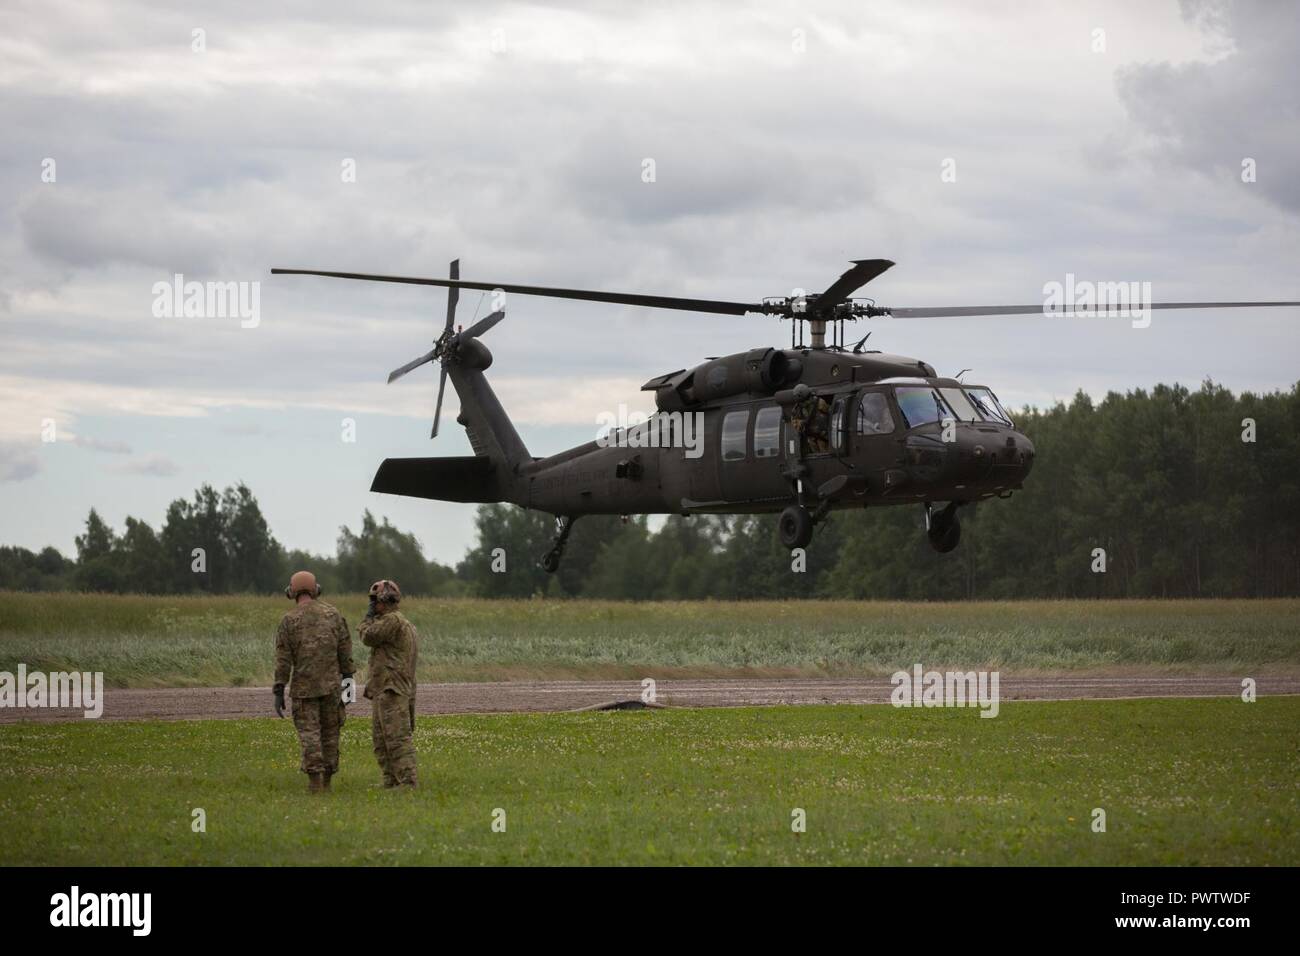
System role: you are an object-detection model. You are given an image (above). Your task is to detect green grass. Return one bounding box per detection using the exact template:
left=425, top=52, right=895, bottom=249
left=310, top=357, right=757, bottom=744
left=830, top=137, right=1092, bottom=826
left=1, top=593, right=1298, bottom=686
left=0, top=698, right=1295, bottom=865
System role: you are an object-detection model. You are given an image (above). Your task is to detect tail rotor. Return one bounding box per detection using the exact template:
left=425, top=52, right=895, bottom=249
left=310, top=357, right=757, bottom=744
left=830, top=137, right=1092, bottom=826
left=384, top=259, right=505, bottom=439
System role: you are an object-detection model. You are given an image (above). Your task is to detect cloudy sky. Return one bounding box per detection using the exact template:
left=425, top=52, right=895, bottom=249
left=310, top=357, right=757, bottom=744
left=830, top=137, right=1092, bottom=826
left=1, top=0, right=1296, bottom=565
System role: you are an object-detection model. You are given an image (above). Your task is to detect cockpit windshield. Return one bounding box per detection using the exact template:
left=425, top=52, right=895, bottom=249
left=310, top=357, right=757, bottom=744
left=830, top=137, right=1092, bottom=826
left=965, top=387, right=1013, bottom=426
left=939, top=388, right=980, bottom=422
left=894, top=386, right=950, bottom=428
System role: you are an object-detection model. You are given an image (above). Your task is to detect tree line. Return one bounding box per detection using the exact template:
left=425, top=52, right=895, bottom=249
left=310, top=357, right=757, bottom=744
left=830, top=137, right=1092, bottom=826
left=0, top=485, right=459, bottom=597
left=2, top=381, right=1296, bottom=599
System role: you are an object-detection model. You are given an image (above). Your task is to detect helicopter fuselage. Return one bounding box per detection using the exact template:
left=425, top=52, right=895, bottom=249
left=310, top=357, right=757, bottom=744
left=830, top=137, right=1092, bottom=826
left=505, top=347, right=1035, bottom=518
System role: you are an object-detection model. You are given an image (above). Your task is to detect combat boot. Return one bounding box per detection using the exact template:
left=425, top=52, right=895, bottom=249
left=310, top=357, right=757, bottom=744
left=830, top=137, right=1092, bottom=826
left=321, top=771, right=333, bottom=792
left=308, top=772, right=325, bottom=794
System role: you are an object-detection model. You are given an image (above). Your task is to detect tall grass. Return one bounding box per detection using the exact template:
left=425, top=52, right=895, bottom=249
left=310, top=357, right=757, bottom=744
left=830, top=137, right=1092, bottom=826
left=1, top=592, right=1297, bottom=686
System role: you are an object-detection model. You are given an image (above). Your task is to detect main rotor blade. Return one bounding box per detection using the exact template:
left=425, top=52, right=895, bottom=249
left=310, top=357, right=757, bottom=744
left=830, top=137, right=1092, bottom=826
left=444, top=259, right=459, bottom=332
left=818, top=259, right=895, bottom=308
left=272, top=268, right=760, bottom=316
left=886, top=301, right=1300, bottom=318
left=431, top=364, right=448, bottom=439
left=463, top=309, right=505, bottom=339
left=387, top=349, right=437, bottom=384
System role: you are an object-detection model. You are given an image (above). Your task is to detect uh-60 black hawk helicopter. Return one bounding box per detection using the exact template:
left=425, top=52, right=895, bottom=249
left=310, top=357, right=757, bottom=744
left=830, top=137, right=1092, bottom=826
left=272, top=259, right=1297, bottom=572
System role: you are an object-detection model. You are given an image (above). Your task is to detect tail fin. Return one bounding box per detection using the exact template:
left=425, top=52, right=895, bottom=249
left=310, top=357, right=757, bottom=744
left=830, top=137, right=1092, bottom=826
left=447, top=364, right=529, bottom=469
left=370, top=365, right=528, bottom=504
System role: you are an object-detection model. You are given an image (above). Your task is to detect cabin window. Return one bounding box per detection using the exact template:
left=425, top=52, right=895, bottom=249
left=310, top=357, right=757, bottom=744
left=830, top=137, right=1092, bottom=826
left=721, top=409, right=749, bottom=462
left=753, top=406, right=782, bottom=459
left=856, top=391, right=895, bottom=435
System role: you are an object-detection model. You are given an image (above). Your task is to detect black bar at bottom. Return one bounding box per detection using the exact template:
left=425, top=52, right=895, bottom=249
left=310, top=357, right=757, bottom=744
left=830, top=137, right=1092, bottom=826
left=0, top=866, right=1288, bottom=941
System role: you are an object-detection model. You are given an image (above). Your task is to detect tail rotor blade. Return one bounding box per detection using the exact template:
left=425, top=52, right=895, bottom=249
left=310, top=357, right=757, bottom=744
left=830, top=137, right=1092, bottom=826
left=387, top=349, right=437, bottom=384
left=431, top=364, right=448, bottom=438
left=463, top=309, right=505, bottom=339
left=444, top=259, right=459, bottom=332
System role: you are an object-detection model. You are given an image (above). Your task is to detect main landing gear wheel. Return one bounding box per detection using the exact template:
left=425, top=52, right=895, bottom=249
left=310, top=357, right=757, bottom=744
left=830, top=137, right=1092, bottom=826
left=778, top=505, right=814, bottom=550
left=926, top=502, right=962, bottom=554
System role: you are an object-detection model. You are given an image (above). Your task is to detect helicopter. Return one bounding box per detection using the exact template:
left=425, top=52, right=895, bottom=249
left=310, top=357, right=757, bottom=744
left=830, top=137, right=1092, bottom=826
left=271, top=259, right=1298, bottom=571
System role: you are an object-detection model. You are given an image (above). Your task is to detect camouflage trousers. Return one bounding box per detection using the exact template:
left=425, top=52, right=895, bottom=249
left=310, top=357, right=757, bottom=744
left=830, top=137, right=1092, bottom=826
left=291, top=694, right=342, bottom=775
left=372, top=690, right=417, bottom=787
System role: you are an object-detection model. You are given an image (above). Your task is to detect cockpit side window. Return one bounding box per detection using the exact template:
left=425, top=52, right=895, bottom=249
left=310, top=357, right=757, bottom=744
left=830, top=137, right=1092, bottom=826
left=856, top=391, right=895, bottom=435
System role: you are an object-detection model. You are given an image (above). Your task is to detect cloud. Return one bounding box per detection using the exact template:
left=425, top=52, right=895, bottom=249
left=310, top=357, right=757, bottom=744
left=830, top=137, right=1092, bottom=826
left=19, top=188, right=229, bottom=274
left=72, top=435, right=132, bottom=454
left=113, top=454, right=179, bottom=477
left=0, top=442, right=41, bottom=482
left=1116, top=0, right=1300, bottom=214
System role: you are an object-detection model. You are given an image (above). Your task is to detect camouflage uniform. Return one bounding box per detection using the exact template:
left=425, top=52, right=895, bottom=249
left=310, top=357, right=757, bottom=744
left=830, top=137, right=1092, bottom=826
left=792, top=395, right=832, bottom=454
left=274, top=600, right=354, bottom=776
left=361, top=610, right=419, bottom=787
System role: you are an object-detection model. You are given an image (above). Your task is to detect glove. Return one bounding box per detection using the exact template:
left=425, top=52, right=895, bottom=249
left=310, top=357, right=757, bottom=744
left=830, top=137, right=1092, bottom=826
left=364, top=597, right=378, bottom=621
left=273, top=684, right=286, bottom=719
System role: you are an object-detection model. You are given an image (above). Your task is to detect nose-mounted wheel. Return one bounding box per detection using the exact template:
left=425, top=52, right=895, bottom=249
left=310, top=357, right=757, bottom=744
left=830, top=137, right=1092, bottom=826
left=925, top=501, right=962, bottom=553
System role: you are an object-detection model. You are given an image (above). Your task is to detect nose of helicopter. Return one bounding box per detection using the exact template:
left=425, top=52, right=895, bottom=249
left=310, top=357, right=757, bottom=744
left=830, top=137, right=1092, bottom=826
left=1011, top=431, right=1035, bottom=480
left=958, top=427, right=1034, bottom=486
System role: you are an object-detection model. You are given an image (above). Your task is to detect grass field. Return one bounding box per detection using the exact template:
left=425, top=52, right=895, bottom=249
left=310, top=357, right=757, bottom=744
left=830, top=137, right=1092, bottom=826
left=0, top=698, right=1294, bottom=865
left=1, top=593, right=1298, bottom=686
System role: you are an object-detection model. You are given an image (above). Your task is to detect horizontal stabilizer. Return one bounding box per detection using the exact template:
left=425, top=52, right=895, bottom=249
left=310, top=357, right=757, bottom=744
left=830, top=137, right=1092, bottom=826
left=370, top=456, right=496, bottom=503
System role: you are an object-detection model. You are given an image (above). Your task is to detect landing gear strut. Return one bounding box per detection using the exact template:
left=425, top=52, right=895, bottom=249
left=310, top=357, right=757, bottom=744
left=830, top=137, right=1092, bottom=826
left=925, top=501, right=962, bottom=553
left=540, top=515, right=576, bottom=573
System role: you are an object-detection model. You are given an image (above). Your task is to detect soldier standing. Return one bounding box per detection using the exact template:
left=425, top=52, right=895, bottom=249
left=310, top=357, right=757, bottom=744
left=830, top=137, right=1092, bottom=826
left=360, top=579, right=419, bottom=789
left=273, top=570, right=354, bottom=794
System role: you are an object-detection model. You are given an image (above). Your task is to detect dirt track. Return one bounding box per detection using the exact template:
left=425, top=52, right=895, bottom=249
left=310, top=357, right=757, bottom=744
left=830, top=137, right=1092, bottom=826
left=1, top=674, right=1294, bottom=723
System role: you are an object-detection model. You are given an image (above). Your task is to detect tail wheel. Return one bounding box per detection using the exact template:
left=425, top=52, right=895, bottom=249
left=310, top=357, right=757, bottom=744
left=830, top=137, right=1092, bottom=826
left=541, top=550, right=562, bottom=574
left=778, top=505, right=814, bottom=550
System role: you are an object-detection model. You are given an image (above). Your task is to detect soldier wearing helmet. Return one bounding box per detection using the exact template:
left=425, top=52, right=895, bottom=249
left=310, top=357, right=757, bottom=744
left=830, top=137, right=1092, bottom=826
left=360, top=578, right=419, bottom=789
left=273, top=570, right=355, bottom=793
left=790, top=383, right=832, bottom=455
